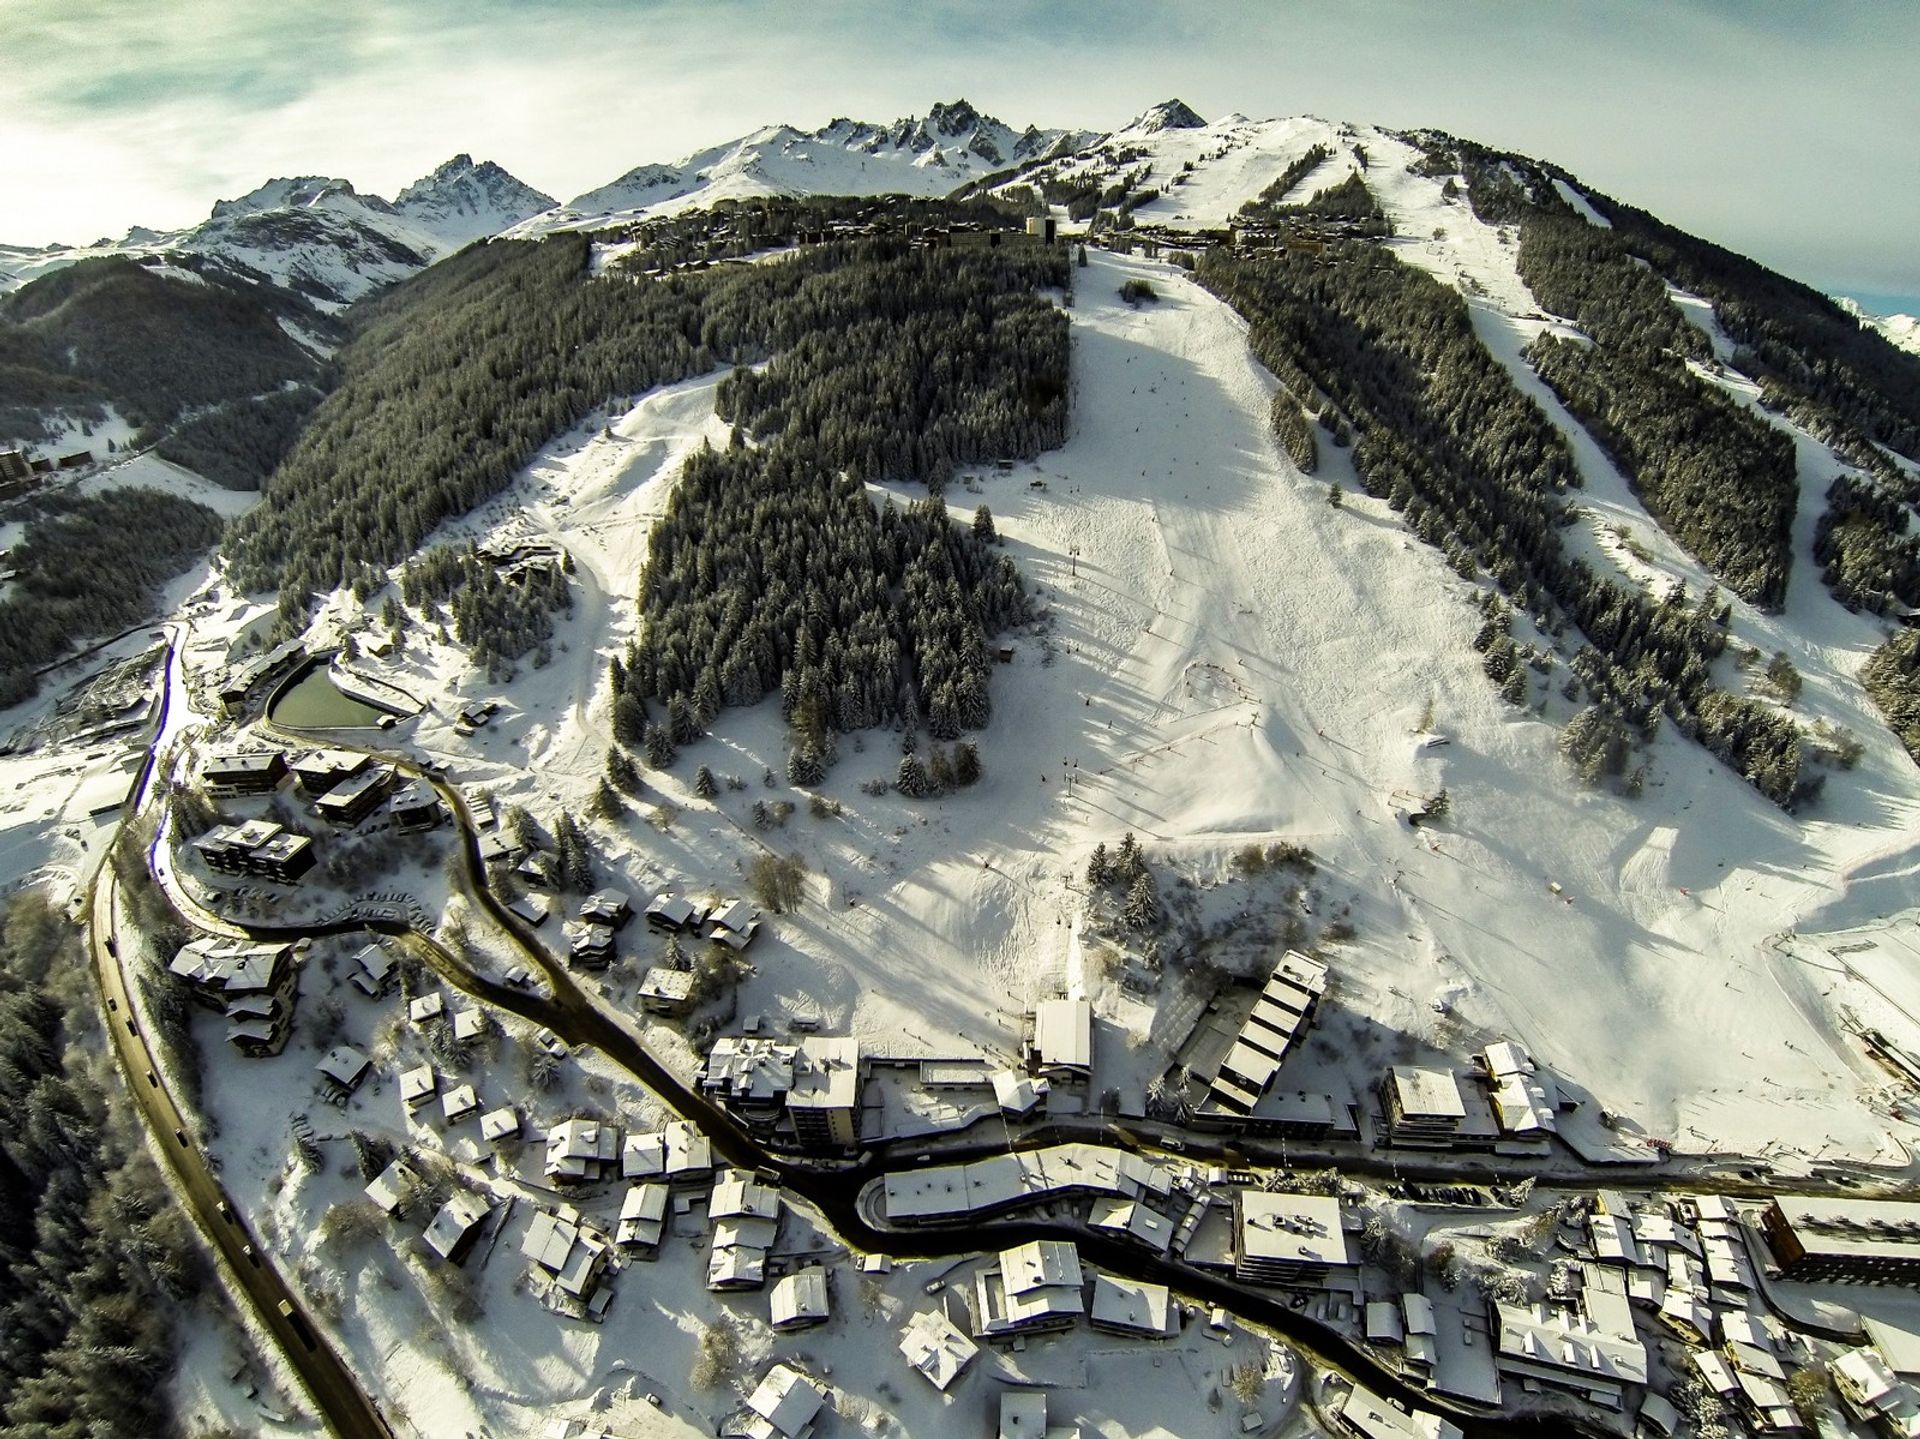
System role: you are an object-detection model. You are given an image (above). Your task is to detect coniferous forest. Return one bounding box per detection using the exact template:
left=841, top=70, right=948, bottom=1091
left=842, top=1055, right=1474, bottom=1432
left=0, top=894, right=201, bottom=1438
left=0, top=488, right=226, bottom=708
left=1198, top=241, right=1812, bottom=806
left=623, top=240, right=1066, bottom=760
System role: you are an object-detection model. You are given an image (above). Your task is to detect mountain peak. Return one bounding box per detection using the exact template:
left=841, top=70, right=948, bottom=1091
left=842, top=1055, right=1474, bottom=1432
left=392, top=158, right=556, bottom=243
left=1127, top=99, right=1207, bottom=133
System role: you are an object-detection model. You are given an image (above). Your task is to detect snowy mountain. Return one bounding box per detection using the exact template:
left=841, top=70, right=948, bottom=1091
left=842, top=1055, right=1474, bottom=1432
left=524, top=98, right=1085, bottom=232
left=1839, top=297, right=1920, bottom=356
left=0, top=155, right=552, bottom=309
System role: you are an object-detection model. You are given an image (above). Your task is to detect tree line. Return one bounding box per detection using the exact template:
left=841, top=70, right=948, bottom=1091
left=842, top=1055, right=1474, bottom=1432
left=0, top=893, right=202, bottom=1437
left=1458, top=153, right=1797, bottom=610
left=1197, top=241, right=1813, bottom=806
left=619, top=241, right=1064, bottom=771
left=0, top=487, right=226, bottom=708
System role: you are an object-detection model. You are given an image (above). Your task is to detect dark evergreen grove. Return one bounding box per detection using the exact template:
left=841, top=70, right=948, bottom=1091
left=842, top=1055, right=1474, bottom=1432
left=0, top=894, right=201, bottom=1437
left=399, top=543, right=573, bottom=679
left=1196, top=241, right=1812, bottom=806
left=0, top=255, right=325, bottom=443
left=1235, top=143, right=1333, bottom=221
left=0, top=488, right=226, bottom=709
left=154, top=386, right=323, bottom=491
left=626, top=241, right=1065, bottom=746
left=225, top=228, right=1067, bottom=621
left=1453, top=155, right=1798, bottom=610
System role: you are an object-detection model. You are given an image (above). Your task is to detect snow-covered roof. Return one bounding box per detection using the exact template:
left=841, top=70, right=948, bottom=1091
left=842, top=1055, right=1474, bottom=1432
left=480, top=1106, right=519, bottom=1142
left=1337, top=1381, right=1463, bottom=1439
left=898, top=1307, right=978, bottom=1390
left=364, top=1157, right=415, bottom=1213
left=770, top=1267, right=830, bottom=1327
left=1090, top=1274, right=1174, bottom=1336
left=1032, top=996, right=1092, bottom=1071
left=1235, top=1191, right=1352, bottom=1267
left=711, top=1169, right=781, bottom=1221
left=1389, top=1067, right=1466, bottom=1119
left=743, top=1365, right=825, bottom=1438
left=423, top=1192, right=491, bottom=1262
left=1494, top=1301, right=1647, bottom=1386
left=315, top=1044, right=370, bottom=1090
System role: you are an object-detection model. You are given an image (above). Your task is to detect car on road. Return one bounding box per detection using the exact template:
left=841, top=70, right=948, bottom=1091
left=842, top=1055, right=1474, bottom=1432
left=217, top=1200, right=235, bottom=1224
left=172, top=1127, right=189, bottom=1147
left=277, top=1300, right=318, bottom=1351
left=241, top=1244, right=260, bottom=1267
left=643, top=1393, right=663, bottom=1408
left=145, top=1068, right=158, bottom=1087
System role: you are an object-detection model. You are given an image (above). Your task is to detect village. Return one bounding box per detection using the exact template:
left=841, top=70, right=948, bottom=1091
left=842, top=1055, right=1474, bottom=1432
left=96, top=605, right=1920, bottom=1439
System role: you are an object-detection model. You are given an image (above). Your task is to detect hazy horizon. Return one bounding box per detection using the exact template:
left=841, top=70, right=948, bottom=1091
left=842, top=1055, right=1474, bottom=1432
left=6, top=0, right=1918, bottom=311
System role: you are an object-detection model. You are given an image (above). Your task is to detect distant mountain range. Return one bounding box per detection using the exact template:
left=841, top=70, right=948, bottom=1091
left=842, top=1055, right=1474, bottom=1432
left=1, top=96, right=1912, bottom=334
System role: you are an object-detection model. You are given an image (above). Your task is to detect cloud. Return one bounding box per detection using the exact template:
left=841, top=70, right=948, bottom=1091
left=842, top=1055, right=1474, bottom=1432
left=0, top=0, right=1915, bottom=305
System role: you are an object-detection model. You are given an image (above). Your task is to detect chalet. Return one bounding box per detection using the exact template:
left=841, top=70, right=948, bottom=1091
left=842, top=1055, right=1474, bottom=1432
left=389, top=780, right=440, bottom=832
left=480, top=1106, right=520, bottom=1144
left=408, top=991, right=445, bottom=1023
left=450, top=1008, right=484, bottom=1045
left=615, top=1182, right=669, bottom=1250
left=665, top=1119, right=713, bottom=1181
left=440, top=1083, right=479, bottom=1125
left=521, top=1209, right=610, bottom=1302
left=1762, top=1196, right=1920, bottom=1286
left=770, top=1266, right=831, bottom=1331
left=225, top=993, right=287, bottom=1056
left=638, top=966, right=696, bottom=1016
left=507, top=894, right=551, bottom=927
left=646, top=891, right=705, bottom=932
left=563, top=919, right=615, bottom=970
left=734, top=1365, right=826, bottom=1439
left=200, top=748, right=288, bottom=796
left=315, top=765, right=394, bottom=826
left=709, top=1168, right=782, bottom=1291
left=1089, top=1273, right=1176, bottom=1338
left=423, top=1192, right=493, bottom=1264
left=1027, top=996, right=1092, bottom=1082
left=579, top=889, right=632, bottom=929
left=1232, top=1190, right=1354, bottom=1288
left=899, top=1306, right=979, bottom=1391
left=399, top=1065, right=436, bottom=1111
left=705, top=898, right=762, bottom=951
left=349, top=942, right=396, bottom=997
left=364, top=1157, right=418, bottom=1215
left=545, top=1117, right=619, bottom=1184
left=316, top=1044, right=372, bottom=1096
left=1380, top=1067, right=1467, bottom=1147
left=0, top=450, right=29, bottom=483
left=1474, top=1039, right=1561, bottom=1143
left=974, top=1239, right=1085, bottom=1341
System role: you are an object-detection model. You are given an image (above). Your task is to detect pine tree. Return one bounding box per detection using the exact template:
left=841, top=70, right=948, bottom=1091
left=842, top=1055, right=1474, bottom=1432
left=896, top=754, right=929, bottom=797
left=668, top=693, right=699, bottom=745
left=929, top=745, right=956, bottom=793
left=553, top=811, right=593, bottom=891
left=1124, top=871, right=1161, bottom=931
left=954, top=741, right=981, bottom=786
left=591, top=778, right=624, bottom=821
left=1116, top=831, right=1141, bottom=880
left=614, top=693, right=648, bottom=749
left=1500, top=664, right=1529, bottom=706
left=786, top=745, right=825, bottom=787
left=694, top=764, right=718, bottom=799
left=972, top=505, right=996, bottom=543
left=1086, top=842, right=1111, bottom=886
left=644, top=722, right=677, bottom=769
left=607, top=745, right=642, bottom=795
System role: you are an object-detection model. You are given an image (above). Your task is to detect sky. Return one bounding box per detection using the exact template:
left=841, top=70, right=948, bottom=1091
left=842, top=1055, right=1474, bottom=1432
left=5, top=0, right=1918, bottom=311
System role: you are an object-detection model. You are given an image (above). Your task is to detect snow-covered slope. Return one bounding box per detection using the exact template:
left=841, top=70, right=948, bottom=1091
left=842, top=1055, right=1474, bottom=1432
left=1839, top=297, right=1920, bottom=356
left=520, top=99, right=1081, bottom=232
left=0, top=156, right=552, bottom=308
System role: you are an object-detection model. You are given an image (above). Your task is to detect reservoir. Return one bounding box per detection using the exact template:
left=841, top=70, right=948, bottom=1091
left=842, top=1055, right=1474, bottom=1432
left=267, top=658, right=388, bottom=730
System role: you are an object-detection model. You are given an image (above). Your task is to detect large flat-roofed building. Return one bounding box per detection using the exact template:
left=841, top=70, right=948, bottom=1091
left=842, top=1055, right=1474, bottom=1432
left=1763, top=1196, right=1920, bottom=1285
left=192, top=820, right=315, bottom=882
left=1089, top=1273, right=1176, bottom=1338
left=315, top=764, right=394, bottom=826
left=1203, top=950, right=1328, bottom=1117
left=703, top=1035, right=863, bottom=1150
left=1381, top=1067, right=1468, bottom=1147
left=200, top=748, right=288, bottom=796
left=1233, top=1190, right=1354, bottom=1288
left=1028, top=996, right=1092, bottom=1081
left=1336, top=1382, right=1464, bottom=1439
